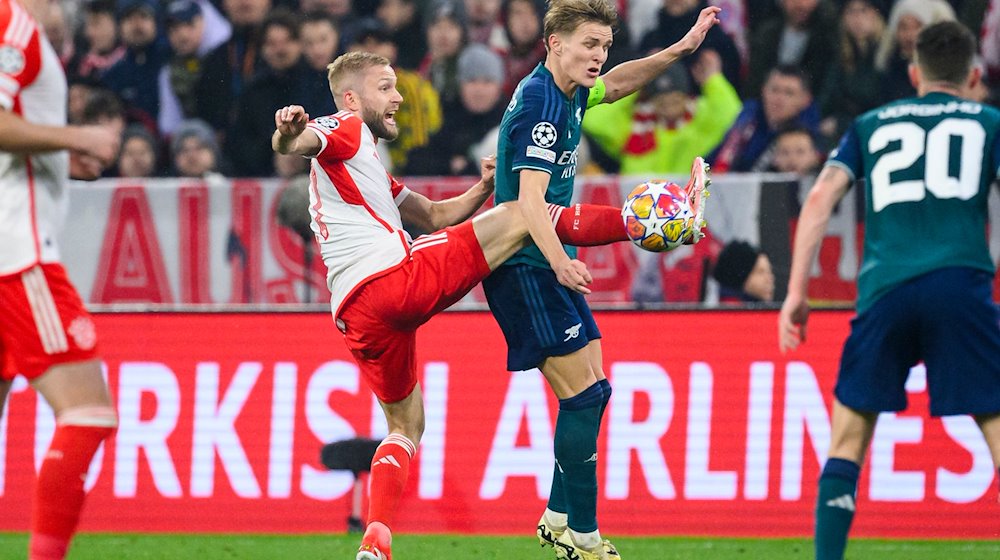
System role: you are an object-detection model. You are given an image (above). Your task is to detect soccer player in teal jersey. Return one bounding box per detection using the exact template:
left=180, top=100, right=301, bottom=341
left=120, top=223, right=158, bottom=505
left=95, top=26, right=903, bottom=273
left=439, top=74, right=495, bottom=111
left=484, top=1, right=719, bottom=558
left=779, top=21, right=1000, bottom=560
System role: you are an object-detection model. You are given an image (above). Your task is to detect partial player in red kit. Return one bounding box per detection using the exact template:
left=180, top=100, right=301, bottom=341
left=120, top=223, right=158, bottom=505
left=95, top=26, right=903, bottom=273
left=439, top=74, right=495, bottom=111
left=0, top=0, right=120, bottom=558
left=272, top=51, right=641, bottom=560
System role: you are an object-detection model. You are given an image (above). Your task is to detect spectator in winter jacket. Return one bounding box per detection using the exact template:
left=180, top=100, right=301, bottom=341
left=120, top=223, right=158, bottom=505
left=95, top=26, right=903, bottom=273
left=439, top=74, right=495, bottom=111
left=708, top=64, right=819, bottom=173
left=583, top=50, right=740, bottom=176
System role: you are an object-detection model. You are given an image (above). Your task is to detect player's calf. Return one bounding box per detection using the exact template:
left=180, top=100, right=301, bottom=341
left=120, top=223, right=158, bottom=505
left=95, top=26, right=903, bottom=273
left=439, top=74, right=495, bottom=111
left=30, top=406, right=117, bottom=560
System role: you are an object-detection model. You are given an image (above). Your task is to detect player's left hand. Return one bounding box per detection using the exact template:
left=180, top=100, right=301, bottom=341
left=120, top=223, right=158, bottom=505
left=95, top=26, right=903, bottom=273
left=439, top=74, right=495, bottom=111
left=480, top=154, right=496, bottom=193
left=778, top=292, right=810, bottom=353
left=675, top=6, right=722, bottom=56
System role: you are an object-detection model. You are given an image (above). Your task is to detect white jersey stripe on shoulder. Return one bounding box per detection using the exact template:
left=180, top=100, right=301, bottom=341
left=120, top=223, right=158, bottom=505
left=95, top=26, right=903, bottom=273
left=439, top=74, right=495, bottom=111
left=411, top=235, right=448, bottom=249
left=6, top=2, right=33, bottom=48
left=411, top=238, right=449, bottom=252
left=411, top=232, right=447, bottom=245
left=3, top=4, right=23, bottom=43
left=15, top=2, right=36, bottom=47
left=0, top=90, right=13, bottom=111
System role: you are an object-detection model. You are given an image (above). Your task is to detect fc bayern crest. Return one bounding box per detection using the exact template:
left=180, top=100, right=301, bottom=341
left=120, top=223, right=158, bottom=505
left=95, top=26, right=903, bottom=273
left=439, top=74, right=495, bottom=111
left=0, top=45, right=25, bottom=75
left=531, top=122, right=558, bottom=148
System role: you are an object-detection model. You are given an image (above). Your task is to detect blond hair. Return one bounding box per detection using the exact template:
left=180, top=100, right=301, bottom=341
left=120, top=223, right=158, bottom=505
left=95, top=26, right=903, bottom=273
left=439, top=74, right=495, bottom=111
left=326, top=51, right=391, bottom=106
left=542, top=0, right=617, bottom=47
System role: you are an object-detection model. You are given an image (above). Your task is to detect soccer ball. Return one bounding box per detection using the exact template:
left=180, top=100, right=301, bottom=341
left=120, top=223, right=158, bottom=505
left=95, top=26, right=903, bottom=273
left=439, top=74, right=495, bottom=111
left=622, top=180, right=696, bottom=252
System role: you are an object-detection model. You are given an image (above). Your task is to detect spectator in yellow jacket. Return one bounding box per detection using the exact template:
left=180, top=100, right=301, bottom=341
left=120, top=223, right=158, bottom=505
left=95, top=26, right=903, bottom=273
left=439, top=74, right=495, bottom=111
left=581, top=49, right=740, bottom=176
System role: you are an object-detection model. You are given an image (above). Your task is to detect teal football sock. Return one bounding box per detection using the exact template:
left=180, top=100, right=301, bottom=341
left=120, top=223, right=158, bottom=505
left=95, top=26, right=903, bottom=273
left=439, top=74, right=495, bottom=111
left=554, top=383, right=603, bottom=534
left=816, top=458, right=861, bottom=560
left=547, top=380, right=610, bottom=516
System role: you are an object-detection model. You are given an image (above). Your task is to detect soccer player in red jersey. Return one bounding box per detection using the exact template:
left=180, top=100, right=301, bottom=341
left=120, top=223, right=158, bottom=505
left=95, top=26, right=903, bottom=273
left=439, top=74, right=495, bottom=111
left=0, top=1, right=121, bottom=559
left=272, top=50, right=648, bottom=560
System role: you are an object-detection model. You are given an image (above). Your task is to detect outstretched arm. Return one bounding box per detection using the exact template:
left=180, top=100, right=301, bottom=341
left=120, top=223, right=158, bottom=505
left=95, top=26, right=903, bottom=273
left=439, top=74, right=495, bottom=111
left=0, top=109, right=118, bottom=162
left=272, top=105, right=322, bottom=157
left=600, top=6, right=721, bottom=104
left=778, top=166, right=852, bottom=353
left=399, top=156, right=497, bottom=232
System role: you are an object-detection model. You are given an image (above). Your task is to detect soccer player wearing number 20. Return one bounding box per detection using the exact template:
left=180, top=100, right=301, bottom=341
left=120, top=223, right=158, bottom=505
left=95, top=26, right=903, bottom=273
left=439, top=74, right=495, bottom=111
left=779, top=21, right=1000, bottom=560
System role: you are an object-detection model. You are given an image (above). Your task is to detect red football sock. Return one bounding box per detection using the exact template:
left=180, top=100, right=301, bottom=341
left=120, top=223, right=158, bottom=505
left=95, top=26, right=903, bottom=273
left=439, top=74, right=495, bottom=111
left=30, top=424, right=114, bottom=560
left=366, top=433, right=416, bottom=529
left=549, top=203, right=628, bottom=246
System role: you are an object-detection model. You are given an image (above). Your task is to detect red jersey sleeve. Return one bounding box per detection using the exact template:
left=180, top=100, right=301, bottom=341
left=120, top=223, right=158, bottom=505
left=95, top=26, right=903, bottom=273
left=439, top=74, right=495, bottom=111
left=306, top=112, right=363, bottom=162
left=0, top=0, right=41, bottom=111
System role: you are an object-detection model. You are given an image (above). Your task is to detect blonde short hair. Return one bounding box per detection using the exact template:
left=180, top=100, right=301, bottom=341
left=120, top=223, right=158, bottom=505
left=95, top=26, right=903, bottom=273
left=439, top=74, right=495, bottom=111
left=542, top=0, right=617, bottom=46
left=326, top=51, right=391, bottom=105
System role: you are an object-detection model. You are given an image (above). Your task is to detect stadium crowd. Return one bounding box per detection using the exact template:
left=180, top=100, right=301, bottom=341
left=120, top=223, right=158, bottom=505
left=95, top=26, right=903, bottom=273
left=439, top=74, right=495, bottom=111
left=47, top=0, right=999, bottom=180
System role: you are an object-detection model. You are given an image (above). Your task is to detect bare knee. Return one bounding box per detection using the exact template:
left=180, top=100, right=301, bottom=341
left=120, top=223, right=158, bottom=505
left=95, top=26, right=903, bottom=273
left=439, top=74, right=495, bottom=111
left=974, top=413, right=1000, bottom=465
left=827, top=400, right=877, bottom=464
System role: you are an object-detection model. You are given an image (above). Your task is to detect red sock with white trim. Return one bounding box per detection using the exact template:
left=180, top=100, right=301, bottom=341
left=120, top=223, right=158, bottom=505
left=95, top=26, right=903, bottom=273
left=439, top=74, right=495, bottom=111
left=30, top=422, right=115, bottom=560
left=548, top=204, right=628, bottom=246
left=367, top=433, right=415, bottom=528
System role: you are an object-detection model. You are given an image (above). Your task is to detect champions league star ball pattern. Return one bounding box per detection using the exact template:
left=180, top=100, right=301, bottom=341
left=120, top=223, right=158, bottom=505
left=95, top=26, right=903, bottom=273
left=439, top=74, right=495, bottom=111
left=622, top=181, right=697, bottom=252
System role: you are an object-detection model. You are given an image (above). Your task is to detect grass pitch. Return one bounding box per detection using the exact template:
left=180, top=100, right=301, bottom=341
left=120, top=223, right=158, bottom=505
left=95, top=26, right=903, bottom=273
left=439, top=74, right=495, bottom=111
left=2, top=533, right=1000, bottom=559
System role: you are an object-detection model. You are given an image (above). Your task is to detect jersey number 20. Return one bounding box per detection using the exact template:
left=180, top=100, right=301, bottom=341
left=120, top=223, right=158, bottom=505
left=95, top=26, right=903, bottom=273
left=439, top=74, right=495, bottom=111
left=869, top=118, right=986, bottom=212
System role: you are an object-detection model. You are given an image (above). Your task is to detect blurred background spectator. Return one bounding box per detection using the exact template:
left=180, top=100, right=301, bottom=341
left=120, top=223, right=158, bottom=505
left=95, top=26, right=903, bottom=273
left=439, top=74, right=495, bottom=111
left=745, top=0, right=838, bottom=99
left=71, top=0, right=125, bottom=80
left=226, top=10, right=310, bottom=177
left=101, top=0, right=169, bottom=129
left=639, top=0, right=742, bottom=92
left=171, top=119, right=225, bottom=179
left=420, top=0, right=467, bottom=106
left=405, top=43, right=507, bottom=176
left=875, top=0, right=956, bottom=104
left=375, top=0, right=426, bottom=69
left=348, top=20, right=442, bottom=172
left=583, top=50, right=741, bottom=175
left=817, top=0, right=886, bottom=141
left=709, top=65, right=819, bottom=173
left=768, top=124, right=822, bottom=176
left=465, top=0, right=507, bottom=49
left=500, top=0, right=546, bottom=99
left=712, top=240, right=775, bottom=303
left=299, top=12, right=341, bottom=118
left=195, top=0, right=272, bottom=133
left=158, top=0, right=232, bottom=136
left=117, top=125, right=161, bottom=178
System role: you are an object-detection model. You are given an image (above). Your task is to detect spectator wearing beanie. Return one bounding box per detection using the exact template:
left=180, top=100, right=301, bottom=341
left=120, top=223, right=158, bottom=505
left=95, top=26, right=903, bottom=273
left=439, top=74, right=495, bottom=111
left=117, top=125, right=160, bottom=178
left=404, top=43, right=507, bottom=177
left=171, top=119, right=224, bottom=179
left=713, top=240, right=775, bottom=303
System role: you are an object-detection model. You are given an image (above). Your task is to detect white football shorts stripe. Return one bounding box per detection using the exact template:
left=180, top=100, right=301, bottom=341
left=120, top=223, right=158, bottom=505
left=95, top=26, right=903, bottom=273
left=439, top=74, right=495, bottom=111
left=22, top=267, right=69, bottom=354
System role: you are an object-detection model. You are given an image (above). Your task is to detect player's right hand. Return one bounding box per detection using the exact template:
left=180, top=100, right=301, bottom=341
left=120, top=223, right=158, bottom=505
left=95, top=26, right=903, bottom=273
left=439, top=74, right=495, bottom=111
left=778, top=292, right=810, bottom=353
left=73, top=125, right=121, bottom=167
left=554, top=258, right=592, bottom=295
left=275, top=105, right=309, bottom=137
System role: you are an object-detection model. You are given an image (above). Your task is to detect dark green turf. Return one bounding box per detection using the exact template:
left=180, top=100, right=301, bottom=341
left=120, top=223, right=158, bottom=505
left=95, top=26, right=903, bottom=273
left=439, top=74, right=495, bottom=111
left=0, top=533, right=998, bottom=559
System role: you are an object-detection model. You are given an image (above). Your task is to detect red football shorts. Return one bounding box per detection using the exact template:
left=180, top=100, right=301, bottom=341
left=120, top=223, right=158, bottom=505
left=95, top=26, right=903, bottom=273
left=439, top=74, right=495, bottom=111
left=0, top=264, right=99, bottom=381
left=339, top=222, right=490, bottom=403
